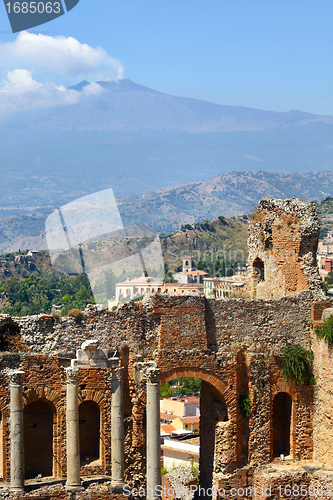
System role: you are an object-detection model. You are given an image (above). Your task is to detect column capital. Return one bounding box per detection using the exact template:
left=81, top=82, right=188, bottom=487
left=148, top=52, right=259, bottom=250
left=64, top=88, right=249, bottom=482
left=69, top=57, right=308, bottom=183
left=8, top=371, right=24, bottom=386
left=112, top=367, right=124, bottom=381
left=145, top=368, right=161, bottom=384
left=65, top=367, right=79, bottom=384
left=134, top=362, right=160, bottom=384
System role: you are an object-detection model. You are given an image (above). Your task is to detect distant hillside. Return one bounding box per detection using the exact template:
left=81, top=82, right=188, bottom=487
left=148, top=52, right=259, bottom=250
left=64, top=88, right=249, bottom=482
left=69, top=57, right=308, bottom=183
left=1, top=171, right=333, bottom=252
left=119, top=171, right=333, bottom=233
left=160, top=215, right=248, bottom=272
left=1, top=197, right=333, bottom=315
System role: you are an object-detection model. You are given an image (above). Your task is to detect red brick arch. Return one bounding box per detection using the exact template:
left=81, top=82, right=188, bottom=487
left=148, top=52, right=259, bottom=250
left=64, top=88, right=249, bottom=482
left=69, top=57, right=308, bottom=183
left=160, top=367, right=233, bottom=408
left=23, top=386, right=62, bottom=410
left=78, top=388, right=106, bottom=406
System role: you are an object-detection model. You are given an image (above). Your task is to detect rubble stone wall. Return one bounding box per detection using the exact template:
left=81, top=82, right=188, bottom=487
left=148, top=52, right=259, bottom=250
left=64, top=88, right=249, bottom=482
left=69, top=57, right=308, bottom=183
left=247, top=198, right=324, bottom=300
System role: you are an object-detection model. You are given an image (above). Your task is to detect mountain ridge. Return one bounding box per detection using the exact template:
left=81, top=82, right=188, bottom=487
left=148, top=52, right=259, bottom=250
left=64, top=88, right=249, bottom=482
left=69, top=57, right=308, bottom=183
left=1, top=170, right=333, bottom=253
left=4, top=78, right=333, bottom=134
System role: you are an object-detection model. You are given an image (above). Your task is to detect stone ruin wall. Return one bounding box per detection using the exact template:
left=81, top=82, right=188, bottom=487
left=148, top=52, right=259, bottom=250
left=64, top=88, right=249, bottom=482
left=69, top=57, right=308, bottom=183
left=247, top=198, right=324, bottom=300
left=0, top=291, right=331, bottom=497
left=0, top=197, right=331, bottom=499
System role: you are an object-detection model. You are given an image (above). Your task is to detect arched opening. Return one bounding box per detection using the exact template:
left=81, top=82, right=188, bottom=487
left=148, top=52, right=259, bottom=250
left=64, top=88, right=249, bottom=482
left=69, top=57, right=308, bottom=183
left=24, top=400, right=55, bottom=479
left=160, top=369, right=229, bottom=493
left=253, top=257, right=265, bottom=298
left=273, top=392, right=292, bottom=457
left=253, top=257, right=264, bottom=282
left=79, top=401, right=100, bottom=464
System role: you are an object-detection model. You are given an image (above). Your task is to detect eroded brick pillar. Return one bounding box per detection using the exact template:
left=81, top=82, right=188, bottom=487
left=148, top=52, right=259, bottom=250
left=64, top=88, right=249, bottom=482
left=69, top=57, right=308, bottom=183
left=110, top=367, right=125, bottom=493
left=9, top=370, right=25, bottom=493
left=65, top=367, right=83, bottom=491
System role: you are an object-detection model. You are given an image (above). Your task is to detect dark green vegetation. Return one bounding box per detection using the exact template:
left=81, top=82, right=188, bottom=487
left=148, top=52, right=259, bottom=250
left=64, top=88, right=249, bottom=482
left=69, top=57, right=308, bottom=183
left=238, top=395, right=251, bottom=418
left=315, top=315, right=333, bottom=346
left=0, top=251, right=94, bottom=316
left=0, top=273, right=94, bottom=317
left=160, top=378, right=201, bottom=398
left=281, top=344, right=315, bottom=385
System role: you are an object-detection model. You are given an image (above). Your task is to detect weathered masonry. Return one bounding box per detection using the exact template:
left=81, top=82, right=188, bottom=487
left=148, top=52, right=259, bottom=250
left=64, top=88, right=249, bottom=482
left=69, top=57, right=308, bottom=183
left=0, top=198, right=332, bottom=499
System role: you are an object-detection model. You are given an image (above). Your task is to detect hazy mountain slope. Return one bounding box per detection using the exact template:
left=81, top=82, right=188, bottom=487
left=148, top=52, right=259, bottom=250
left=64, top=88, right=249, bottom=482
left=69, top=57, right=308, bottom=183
left=1, top=171, right=333, bottom=252
left=119, top=171, right=333, bottom=232
left=0, top=79, right=331, bottom=209
left=38, top=78, right=333, bottom=133
left=0, top=124, right=332, bottom=210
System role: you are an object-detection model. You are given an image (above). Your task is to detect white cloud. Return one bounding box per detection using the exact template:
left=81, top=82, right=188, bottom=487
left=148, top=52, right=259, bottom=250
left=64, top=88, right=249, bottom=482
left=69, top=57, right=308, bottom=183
left=0, top=70, right=104, bottom=120
left=0, top=31, right=124, bottom=81
left=3, top=69, right=43, bottom=92
left=0, top=33, right=120, bottom=120
left=82, top=82, right=105, bottom=96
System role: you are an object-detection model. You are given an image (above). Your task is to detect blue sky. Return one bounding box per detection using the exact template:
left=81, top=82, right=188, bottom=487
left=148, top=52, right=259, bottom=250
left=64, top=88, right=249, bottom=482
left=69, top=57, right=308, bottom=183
left=0, top=0, right=332, bottom=115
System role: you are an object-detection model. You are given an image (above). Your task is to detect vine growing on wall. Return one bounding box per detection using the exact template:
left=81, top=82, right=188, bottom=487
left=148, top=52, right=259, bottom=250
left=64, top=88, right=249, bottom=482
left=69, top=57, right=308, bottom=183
left=238, top=395, right=251, bottom=417
left=281, top=343, right=315, bottom=385
left=315, top=315, right=333, bottom=345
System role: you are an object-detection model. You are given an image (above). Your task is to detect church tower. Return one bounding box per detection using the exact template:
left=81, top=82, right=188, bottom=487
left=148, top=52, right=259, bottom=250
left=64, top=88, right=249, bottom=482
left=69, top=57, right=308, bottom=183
left=183, top=256, right=194, bottom=272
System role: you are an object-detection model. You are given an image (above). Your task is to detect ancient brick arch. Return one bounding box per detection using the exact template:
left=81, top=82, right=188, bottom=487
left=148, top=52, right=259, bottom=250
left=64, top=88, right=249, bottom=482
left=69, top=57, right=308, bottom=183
left=23, top=387, right=62, bottom=409
left=79, top=400, right=100, bottom=464
left=22, top=389, right=64, bottom=478
left=78, top=388, right=106, bottom=406
left=159, top=366, right=235, bottom=490
left=272, top=392, right=293, bottom=458
left=160, top=367, right=232, bottom=409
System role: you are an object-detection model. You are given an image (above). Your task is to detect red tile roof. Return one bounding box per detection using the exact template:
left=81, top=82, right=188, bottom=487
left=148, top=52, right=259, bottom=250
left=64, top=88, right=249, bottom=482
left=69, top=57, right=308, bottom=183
left=160, top=424, right=176, bottom=434
left=177, top=416, right=200, bottom=424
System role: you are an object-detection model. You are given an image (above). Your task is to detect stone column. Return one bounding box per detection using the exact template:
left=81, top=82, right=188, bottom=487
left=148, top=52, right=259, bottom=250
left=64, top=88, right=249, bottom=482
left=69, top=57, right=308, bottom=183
left=65, top=367, right=83, bottom=491
left=146, top=368, right=161, bottom=500
left=9, top=370, right=25, bottom=493
left=110, top=367, right=125, bottom=493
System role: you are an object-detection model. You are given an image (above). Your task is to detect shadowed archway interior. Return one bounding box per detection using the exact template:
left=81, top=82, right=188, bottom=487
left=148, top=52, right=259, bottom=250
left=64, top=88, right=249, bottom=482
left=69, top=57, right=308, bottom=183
left=273, top=392, right=292, bottom=457
left=79, top=400, right=100, bottom=464
left=24, top=400, right=55, bottom=479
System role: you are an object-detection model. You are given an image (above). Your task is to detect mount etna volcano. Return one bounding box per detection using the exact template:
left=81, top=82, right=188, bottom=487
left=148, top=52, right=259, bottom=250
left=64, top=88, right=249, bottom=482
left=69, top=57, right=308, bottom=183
left=0, top=78, right=332, bottom=214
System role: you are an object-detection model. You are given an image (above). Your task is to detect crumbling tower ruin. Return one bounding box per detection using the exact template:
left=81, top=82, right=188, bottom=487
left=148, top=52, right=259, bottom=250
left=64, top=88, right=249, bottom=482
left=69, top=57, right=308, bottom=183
left=247, top=198, right=324, bottom=300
